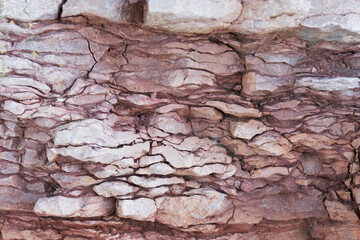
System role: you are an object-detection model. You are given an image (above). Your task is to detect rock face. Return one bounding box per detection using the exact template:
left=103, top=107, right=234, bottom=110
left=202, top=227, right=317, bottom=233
left=1, top=0, right=360, bottom=239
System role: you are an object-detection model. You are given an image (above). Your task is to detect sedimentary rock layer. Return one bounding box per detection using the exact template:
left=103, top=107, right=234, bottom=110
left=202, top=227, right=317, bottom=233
left=0, top=0, right=360, bottom=239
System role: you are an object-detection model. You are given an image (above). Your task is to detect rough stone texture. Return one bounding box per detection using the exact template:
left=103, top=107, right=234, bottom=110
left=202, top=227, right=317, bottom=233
left=1, top=0, right=360, bottom=239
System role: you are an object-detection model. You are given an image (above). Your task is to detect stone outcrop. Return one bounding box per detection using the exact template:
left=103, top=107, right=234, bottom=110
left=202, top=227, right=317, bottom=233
left=0, top=0, right=360, bottom=239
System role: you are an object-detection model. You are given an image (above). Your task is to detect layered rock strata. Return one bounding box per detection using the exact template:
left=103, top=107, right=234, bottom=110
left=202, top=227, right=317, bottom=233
left=0, top=0, right=360, bottom=239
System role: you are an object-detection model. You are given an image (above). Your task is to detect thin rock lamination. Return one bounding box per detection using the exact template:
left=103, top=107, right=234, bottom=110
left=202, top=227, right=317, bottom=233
left=0, top=0, right=360, bottom=239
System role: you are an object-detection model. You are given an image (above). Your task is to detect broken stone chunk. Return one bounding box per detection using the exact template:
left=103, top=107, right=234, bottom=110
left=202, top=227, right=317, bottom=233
left=53, top=119, right=139, bottom=147
left=206, top=101, right=262, bottom=118
left=251, top=167, right=289, bottom=179
left=62, top=0, right=128, bottom=23
left=231, top=193, right=327, bottom=224
left=0, top=0, right=62, bottom=21
left=48, top=142, right=150, bottom=164
left=50, top=173, right=99, bottom=189
left=230, top=120, right=270, bottom=140
left=135, top=162, right=175, bottom=175
left=325, top=200, right=359, bottom=222
left=249, top=131, right=292, bottom=156
left=177, top=164, right=229, bottom=177
left=152, top=145, right=231, bottom=168
left=242, top=72, right=294, bottom=96
left=139, top=155, right=163, bottom=167
left=128, top=176, right=185, bottom=188
left=0, top=186, right=42, bottom=212
left=301, top=153, right=323, bottom=175
left=190, top=107, right=223, bottom=120
left=166, top=136, right=215, bottom=152
left=116, top=198, right=157, bottom=221
left=145, top=0, right=242, bottom=33
left=155, top=188, right=233, bottom=228
left=86, top=164, right=134, bottom=178
left=0, top=161, right=20, bottom=174
left=150, top=112, right=192, bottom=135
left=93, top=181, right=139, bottom=197
left=34, top=196, right=114, bottom=217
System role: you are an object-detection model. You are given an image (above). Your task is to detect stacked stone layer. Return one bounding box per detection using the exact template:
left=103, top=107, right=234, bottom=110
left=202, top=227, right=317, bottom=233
left=0, top=0, right=360, bottom=239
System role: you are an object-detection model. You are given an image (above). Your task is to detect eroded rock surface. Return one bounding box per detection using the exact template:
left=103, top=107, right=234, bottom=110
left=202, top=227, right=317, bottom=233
left=0, top=0, right=360, bottom=239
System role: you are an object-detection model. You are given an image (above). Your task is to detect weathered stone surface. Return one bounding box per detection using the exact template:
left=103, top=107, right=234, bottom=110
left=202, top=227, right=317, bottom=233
left=301, top=153, right=323, bottom=175
left=249, top=131, right=292, bottom=156
left=145, top=0, right=242, bottom=33
left=53, top=119, right=139, bottom=147
left=0, top=186, right=42, bottom=212
left=50, top=173, right=99, bottom=189
left=152, top=145, right=231, bottom=168
left=138, top=155, right=163, bottom=167
left=230, top=120, right=270, bottom=140
left=62, top=0, right=127, bottom=22
left=325, top=200, right=359, bottom=222
left=206, top=101, right=262, bottom=118
left=128, top=176, right=185, bottom=188
left=34, top=196, right=114, bottom=217
left=93, top=181, right=139, bottom=197
left=251, top=166, right=289, bottom=179
left=117, top=198, right=157, bottom=221
left=190, top=107, right=223, bottom=121
left=242, top=72, right=293, bottom=96
left=48, top=142, right=150, bottom=163
left=136, top=162, right=176, bottom=175
left=1, top=2, right=360, bottom=239
left=0, top=0, right=62, bottom=21
left=231, top=193, right=327, bottom=224
left=156, top=189, right=233, bottom=228
left=150, top=112, right=192, bottom=135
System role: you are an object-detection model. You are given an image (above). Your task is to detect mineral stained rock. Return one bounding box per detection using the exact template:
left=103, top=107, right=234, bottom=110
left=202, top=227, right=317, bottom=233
left=1, top=0, right=360, bottom=239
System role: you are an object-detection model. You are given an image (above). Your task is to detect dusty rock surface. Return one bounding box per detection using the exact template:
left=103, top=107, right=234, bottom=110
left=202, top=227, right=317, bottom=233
left=0, top=0, right=360, bottom=239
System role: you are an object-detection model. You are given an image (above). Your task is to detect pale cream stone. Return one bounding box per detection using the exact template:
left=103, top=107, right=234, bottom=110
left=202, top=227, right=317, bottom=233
left=34, top=196, right=114, bottom=217
left=117, top=198, right=157, bottom=221
left=93, top=181, right=139, bottom=197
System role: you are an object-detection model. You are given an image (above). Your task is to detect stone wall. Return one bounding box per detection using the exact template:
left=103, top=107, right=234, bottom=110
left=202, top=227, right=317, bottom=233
left=0, top=0, right=360, bottom=239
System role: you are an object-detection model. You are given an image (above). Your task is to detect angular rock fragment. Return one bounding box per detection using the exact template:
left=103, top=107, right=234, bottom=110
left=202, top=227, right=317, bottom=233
left=190, top=106, right=223, bottom=121
left=93, top=181, right=139, bottom=197
left=251, top=167, right=289, bottom=179
left=152, top=145, right=231, bottom=168
left=0, top=161, right=20, bottom=174
left=231, top=193, right=327, bottom=224
left=87, top=164, right=134, bottom=178
left=249, top=131, right=292, bottom=156
left=324, top=200, right=359, bottom=222
left=301, top=153, right=323, bottom=175
left=167, top=136, right=214, bottom=151
left=145, top=0, right=242, bottom=33
left=128, top=176, right=185, bottom=188
left=0, top=0, right=62, bottom=21
left=53, top=119, right=139, bottom=147
left=206, top=101, right=262, bottom=118
left=50, top=173, right=99, bottom=189
left=48, top=141, right=150, bottom=164
left=150, top=112, right=192, bottom=135
left=136, top=162, right=176, bottom=175
left=230, top=120, right=270, bottom=140
left=0, top=186, right=42, bottom=212
left=34, top=196, right=114, bottom=217
left=296, top=77, right=360, bottom=97
left=155, top=188, right=233, bottom=228
left=139, top=155, right=163, bottom=167
left=242, top=72, right=294, bottom=96
left=117, top=198, right=157, bottom=221
left=62, top=0, right=128, bottom=23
